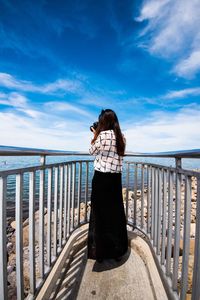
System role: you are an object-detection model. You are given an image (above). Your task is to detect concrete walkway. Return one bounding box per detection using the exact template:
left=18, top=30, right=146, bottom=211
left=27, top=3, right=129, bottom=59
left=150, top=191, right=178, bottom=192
left=49, top=230, right=168, bottom=300
left=77, top=248, right=156, bottom=300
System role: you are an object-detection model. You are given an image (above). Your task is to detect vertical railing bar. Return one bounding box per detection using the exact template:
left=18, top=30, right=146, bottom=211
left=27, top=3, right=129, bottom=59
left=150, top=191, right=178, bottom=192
left=53, top=167, right=59, bottom=256
left=85, top=162, right=89, bottom=223
left=67, top=164, right=71, bottom=237
left=63, top=165, right=68, bottom=241
left=161, top=169, right=167, bottom=265
left=77, top=163, right=82, bottom=226
left=172, top=172, right=181, bottom=290
left=71, top=163, right=76, bottom=230
left=134, top=164, right=137, bottom=227
left=147, top=166, right=151, bottom=234
left=59, top=166, right=64, bottom=247
left=156, top=168, right=162, bottom=255
left=126, top=163, right=129, bottom=221
left=39, top=169, right=45, bottom=278
left=29, top=171, right=36, bottom=295
left=0, top=176, right=8, bottom=300
left=166, top=171, right=173, bottom=276
left=153, top=168, right=158, bottom=247
left=191, top=177, right=200, bottom=300
left=16, top=173, right=24, bottom=300
left=180, top=175, right=192, bottom=300
left=141, top=164, right=144, bottom=229
left=151, top=167, right=155, bottom=241
left=47, top=168, right=52, bottom=267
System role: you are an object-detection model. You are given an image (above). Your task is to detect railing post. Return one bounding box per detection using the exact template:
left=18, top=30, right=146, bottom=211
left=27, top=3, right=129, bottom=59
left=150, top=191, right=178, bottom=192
left=40, top=155, right=46, bottom=166
left=0, top=176, right=8, bottom=300
left=125, top=163, right=129, bottom=222
left=16, top=173, right=24, bottom=300
left=192, top=177, right=200, bottom=300
left=175, top=157, right=182, bottom=169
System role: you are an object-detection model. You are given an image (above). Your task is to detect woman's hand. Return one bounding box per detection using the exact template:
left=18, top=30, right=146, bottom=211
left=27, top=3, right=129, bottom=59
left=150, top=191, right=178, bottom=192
left=91, top=127, right=96, bottom=134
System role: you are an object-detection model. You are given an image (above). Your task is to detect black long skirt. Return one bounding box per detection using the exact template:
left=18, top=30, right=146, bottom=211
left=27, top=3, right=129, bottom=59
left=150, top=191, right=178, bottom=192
left=87, top=170, right=128, bottom=260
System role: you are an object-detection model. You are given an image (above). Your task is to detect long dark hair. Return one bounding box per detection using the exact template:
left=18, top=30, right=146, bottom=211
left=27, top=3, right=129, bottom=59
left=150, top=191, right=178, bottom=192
left=91, top=109, right=125, bottom=156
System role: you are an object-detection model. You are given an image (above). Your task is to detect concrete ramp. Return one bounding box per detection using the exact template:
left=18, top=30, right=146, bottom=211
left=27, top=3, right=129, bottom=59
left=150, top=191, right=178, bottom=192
left=48, top=230, right=168, bottom=300
left=77, top=248, right=156, bottom=300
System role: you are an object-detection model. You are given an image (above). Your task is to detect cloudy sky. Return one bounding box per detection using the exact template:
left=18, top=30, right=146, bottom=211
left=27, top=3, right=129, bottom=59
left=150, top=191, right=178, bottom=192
left=0, top=0, right=200, bottom=152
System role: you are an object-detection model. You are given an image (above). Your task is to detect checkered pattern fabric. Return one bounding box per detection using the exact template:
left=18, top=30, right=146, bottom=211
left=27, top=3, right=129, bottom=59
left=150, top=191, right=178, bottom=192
left=89, top=129, right=124, bottom=173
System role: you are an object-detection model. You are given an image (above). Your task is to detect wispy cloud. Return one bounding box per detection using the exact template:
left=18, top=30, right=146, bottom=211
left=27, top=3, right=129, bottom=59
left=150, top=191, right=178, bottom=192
left=0, top=92, right=27, bottom=108
left=163, top=87, right=200, bottom=99
left=124, top=105, right=200, bottom=152
left=0, top=91, right=47, bottom=119
left=0, top=111, right=91, bottom=150
left=0, top=72, right=83, bottom=94
left=45, top=101, right=93, bottom=117
left=173, top=50, right=200, bottom=78
left=136, top=0, right=170, bottom=22
left=136, top=0, right=200, bottom=78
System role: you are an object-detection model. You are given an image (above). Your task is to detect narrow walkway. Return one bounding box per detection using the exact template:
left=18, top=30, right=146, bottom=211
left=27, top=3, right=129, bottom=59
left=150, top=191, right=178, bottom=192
left=77, top=248, right=155, bottom=300
left=50, top=231, right=168, bottom=300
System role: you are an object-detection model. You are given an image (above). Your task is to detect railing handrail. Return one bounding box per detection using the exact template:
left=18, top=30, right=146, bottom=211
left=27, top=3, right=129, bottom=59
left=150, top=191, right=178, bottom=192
left=0, top=160, right=199, bottom=178
left=0, top=145, right=200, bottom=158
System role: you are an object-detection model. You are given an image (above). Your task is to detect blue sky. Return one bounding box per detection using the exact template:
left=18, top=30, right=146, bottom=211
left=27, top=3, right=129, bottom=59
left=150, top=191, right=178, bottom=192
left=0, top=0, right=200, bottom=152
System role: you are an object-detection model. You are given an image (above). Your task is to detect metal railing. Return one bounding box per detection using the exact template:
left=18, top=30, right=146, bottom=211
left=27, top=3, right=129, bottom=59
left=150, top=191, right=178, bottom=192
left=0, top=147, right=200, bottom=300
left=125, top=161, right=200, bottom=300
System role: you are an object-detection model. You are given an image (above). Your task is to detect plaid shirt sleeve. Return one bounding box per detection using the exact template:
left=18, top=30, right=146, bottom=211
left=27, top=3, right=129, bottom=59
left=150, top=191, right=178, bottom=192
left=89, top=134, right=101, bottom=155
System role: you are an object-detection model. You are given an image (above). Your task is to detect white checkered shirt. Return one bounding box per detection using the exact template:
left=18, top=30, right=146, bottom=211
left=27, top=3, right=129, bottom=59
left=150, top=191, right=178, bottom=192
left=89, top=129, right=124, bottom=173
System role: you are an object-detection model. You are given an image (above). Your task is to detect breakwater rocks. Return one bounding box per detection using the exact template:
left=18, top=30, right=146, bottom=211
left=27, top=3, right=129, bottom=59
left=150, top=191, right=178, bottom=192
left=7, top=174, right=197, bottom=298
left=6, top=203, right=91, bottom=299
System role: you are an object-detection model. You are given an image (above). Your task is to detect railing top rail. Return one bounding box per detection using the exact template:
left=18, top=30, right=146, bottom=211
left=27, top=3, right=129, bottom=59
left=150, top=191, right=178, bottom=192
left=0, top=159, right=93, bottom=177
left=0, top=159, right=199, bottom=178
left=0, top=145, right=200, bottom=158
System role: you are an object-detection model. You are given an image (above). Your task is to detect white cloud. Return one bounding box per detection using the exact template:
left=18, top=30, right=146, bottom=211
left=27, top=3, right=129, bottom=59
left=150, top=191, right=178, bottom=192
left=0, top=92, right=27, bottom=108
left=0, top=91, right=45, bottom=118
left=44, top=101, right=92, bottom=117
left=1, top=100, right=199, bottom=152
left=0, top=73, right=35, bottom=91
left=0, top=72, right=82, bottom=94
left=124, top=105, right=200, bottom=152
left=0, top=111, right=92, bottom=151
left=136, top=0, right=170, bottom=22
left=163, top=87, right=200, bottom=99
left=42, top=79, right=82, bottom=93
left=136, top=0, right=200, bottom=78
left=173, top=50, right=200, bottom=78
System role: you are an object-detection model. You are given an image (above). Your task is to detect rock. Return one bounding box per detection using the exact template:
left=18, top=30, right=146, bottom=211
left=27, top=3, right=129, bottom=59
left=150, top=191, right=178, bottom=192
left=190, top=224, right=196, bottom=238
left=10, top=221, right=16, bottom=230
left=128, top=191, right=134, bottom=199
left=7, top=242, right=13, bottom=251
left=7, top=265, right=14, bottom=274
left=179, top=239, right=195, bottom=255
left=178, top=255, right=194, bottom=295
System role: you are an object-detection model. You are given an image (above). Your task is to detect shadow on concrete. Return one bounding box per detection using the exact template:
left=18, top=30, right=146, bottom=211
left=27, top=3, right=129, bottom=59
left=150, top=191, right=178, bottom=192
left=92, top=247, right=131, bottom=272
left=50, top=239, right=88, bottom=300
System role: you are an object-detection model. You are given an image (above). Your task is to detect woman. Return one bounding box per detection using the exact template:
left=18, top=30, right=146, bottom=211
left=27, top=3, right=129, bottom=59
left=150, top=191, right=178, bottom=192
left=87, top=109, right=128, bottom=262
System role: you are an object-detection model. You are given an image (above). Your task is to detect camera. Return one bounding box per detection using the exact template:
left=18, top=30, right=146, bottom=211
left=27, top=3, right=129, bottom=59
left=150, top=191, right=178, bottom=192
left=90, top=121, right=98, bottom=132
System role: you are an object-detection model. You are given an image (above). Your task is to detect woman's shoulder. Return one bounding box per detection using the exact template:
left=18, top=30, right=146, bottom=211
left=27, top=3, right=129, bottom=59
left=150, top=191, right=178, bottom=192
left=100, top=129, right=114, bottom=137
left=100, top=129, right=114, bottom=134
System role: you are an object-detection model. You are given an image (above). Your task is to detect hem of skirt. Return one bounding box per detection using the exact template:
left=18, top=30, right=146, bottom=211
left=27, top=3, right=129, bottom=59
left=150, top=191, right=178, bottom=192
left=87, top=247, right=128, bottom=260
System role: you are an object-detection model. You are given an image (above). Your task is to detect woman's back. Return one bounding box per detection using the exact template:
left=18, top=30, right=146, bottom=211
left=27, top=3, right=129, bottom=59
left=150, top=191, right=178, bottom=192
left=89, top=129, right=123, bottom=173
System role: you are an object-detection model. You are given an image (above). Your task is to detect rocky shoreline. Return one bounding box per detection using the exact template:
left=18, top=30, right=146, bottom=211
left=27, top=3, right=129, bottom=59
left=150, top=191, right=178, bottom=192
left=6, top=173, right=198, bottom=299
